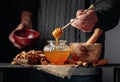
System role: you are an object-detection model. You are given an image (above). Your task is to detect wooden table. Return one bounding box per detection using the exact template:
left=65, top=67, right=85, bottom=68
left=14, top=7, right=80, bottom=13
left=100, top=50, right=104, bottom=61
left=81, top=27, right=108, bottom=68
left=114, top=67, right=120, bottom=82
left=0, top=63, right=120, bottom=82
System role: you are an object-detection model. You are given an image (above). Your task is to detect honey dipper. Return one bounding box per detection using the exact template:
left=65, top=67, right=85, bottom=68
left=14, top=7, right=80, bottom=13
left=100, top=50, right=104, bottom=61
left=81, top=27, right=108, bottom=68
left=52, top=4, right=94, bottom=39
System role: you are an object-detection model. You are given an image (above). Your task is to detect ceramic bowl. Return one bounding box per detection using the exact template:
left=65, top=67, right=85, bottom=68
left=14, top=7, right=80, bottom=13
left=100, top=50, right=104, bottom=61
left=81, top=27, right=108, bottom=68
left=69, top=42, right=102, bottom=63
left=13, top=29, right=40, bottom=47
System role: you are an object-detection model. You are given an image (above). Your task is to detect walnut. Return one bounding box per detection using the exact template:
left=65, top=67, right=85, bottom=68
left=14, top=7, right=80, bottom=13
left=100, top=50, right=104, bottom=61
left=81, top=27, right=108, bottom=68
left=11, top=50, right=49, bottom=65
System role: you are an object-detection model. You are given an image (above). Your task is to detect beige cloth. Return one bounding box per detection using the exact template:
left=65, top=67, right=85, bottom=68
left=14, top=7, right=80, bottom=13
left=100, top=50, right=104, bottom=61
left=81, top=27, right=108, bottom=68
left=31, top=65, right=78, bottom=78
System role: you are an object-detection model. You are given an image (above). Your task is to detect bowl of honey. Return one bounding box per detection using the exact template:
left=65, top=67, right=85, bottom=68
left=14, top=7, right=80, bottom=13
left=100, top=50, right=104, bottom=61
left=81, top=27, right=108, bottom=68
left=43, top=40, right=70, bottom=65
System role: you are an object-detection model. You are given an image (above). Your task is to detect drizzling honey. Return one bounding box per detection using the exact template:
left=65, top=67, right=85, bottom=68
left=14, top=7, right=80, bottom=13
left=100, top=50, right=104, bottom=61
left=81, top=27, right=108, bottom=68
left=52, top=27, right=63, bottom=45
left=55, top=38, right=59, bottom=46
left=52, top=27, right=63, bottom=39
left=44, top=27, right=71, bottom=65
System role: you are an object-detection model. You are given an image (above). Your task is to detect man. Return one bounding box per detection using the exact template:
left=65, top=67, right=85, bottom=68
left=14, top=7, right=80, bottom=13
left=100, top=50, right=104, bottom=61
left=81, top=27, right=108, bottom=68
left=0, top=1, right=33, bottom=82
left=9, top=0, right=120, bottom=82
left=0, top=0, right=26, bottom=62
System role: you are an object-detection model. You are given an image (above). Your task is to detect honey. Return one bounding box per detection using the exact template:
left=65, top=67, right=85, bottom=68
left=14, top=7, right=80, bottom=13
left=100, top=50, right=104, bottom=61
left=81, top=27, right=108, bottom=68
left=55, top=38, right=59, bottom=45
left=52, top=27, right=63, bottom=45
left=44, top=51, right=70, bottom=65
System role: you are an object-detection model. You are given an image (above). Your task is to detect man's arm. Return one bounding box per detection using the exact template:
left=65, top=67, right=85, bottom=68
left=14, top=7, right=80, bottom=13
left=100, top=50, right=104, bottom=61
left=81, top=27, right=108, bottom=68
left=9, top=0, right=39, bottom=48
left=94, top=0, right=120, bottom=31
left=20, top=0, right=39, bottom=28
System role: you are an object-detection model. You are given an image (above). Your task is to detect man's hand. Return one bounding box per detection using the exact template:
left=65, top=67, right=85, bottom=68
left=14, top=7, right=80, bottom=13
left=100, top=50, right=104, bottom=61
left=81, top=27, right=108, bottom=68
left=9, top=23, right=25, bottom=49
left=9, top=11, right=32, bottom=49
left=71, top=9, right=98, bottom=32
left=21, top=11, right=32, bottom=29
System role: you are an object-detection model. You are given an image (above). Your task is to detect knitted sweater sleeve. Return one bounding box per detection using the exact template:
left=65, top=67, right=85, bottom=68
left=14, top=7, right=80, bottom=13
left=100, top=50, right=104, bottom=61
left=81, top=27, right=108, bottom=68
left=94, top=0, right=120, bottom=31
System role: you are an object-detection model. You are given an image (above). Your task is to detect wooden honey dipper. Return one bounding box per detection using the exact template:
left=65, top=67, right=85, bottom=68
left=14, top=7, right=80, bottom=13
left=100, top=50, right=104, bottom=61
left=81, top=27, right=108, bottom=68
left=52, top=4, right=94, bottom=39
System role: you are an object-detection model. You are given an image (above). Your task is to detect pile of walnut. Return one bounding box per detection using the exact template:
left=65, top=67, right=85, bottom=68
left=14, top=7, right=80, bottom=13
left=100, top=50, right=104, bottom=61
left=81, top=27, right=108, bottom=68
left=11, top=50, right=49, bottom=65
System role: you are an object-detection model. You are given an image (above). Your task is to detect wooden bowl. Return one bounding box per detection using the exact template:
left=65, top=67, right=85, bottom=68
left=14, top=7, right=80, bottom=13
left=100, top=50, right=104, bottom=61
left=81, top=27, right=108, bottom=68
left=69, top=42, right=102, bottom=63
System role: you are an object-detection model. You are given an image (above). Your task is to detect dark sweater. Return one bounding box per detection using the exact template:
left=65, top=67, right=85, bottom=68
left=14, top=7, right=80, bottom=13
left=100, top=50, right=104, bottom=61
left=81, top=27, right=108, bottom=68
left=1, top=0, right=120, bottom=62
left=94, top=0, right=120, bottom=31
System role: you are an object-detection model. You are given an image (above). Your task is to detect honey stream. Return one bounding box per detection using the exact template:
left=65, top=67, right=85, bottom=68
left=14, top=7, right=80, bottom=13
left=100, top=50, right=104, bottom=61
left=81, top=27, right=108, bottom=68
left=55, top=38, right=59, bottom=46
